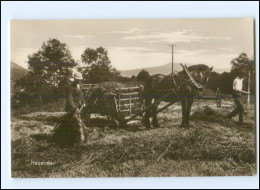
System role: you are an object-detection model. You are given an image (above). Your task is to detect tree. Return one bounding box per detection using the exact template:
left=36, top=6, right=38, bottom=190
left=207, top=71, right=221, bottom=91
left=136, top=69, right=150, bottom=82
left=230, top=53, right=255, bottom=94
left=230, top=53, right=254, bottom=79
left=231, top=53, right=252, bottom=72
left=28, top=38, right=76, bottom=86
left=206, top=53, right=255, bottom=95
left=81, top=47, right=110, bottom=66
left=16, top=38, right=76, bottom=103
left=81, top=47, right=120, bottom=83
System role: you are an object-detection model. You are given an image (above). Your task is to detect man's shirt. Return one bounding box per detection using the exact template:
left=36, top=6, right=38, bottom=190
left=233, top=77, right=243, bottom=91
left=65, top=82, right=85, bottom=112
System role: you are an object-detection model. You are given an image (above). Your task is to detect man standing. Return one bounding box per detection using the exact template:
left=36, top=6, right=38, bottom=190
left=54, top=67, right=87, bottom=145
left=228, top=73, right=248, bottom=123
left=65, top=68, right=86, bottom=142
left=65, top=68, right=85, bottom=114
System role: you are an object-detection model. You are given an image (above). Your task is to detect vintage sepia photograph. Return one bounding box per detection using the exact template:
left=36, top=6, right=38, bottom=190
left=10, top=18, right=256, bottom=178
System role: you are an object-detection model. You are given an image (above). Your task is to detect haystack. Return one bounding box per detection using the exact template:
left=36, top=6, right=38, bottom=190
left=53, top=113, right=81, bottom=145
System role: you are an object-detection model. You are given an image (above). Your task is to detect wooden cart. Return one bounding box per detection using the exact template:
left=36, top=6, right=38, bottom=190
left=81, top=84, right=145, bottom=123
left=81, top=83, right=222, bottom=125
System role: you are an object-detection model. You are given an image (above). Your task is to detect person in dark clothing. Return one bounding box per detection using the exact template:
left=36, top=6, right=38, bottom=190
left=65, top=80, right=85, bottom=113
left=228, top=91, right=244, bottom=123
left=228, top=73, right=249, bottom=123
left=63, top=68, right=86, bottom=142
left=65, top=68, right=85, bottom=114
left=54, top=68, right=87, bottom=145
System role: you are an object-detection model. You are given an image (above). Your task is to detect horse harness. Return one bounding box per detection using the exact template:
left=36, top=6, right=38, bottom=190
left=149, top=72, right=201, bottom=95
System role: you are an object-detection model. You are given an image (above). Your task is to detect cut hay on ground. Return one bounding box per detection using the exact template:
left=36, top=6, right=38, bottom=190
left=11, top=98, right=256, bottom=177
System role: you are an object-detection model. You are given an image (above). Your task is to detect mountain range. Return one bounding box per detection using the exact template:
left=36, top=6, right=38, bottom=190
left=11, top=62, right=28, bottom=93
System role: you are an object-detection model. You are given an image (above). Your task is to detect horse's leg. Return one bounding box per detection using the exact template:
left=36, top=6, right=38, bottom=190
left=151, top=99, right=160, bottom=128
left=181, top=97, right=188, bottom=127
left=185, top=97, right=194, bottom=126
left=143, top=97, right=152, bottom=128
left=179, top=83, right=194, bottom=128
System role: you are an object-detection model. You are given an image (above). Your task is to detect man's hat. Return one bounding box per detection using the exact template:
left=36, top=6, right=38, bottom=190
left=70, top=68, right=83, bottom=81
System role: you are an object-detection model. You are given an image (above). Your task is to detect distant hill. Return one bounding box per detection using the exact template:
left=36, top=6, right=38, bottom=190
left=11, top=62, right=28, bottom=93
left=120, top=63, right=184, bottom=78
left=120, top=63, right=228, bottom=77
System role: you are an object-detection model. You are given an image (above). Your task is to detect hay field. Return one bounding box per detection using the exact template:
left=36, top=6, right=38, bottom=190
left=11, top=99, right=256, bottom=177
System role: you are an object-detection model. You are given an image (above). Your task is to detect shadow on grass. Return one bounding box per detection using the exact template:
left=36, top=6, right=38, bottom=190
left=31, top=133, right=54, bottom=142
left=190, top=106, right=255, bottom=131
left=87, top=118, right=148, bottom=132
left=88, top=118, right=119, bottom=129
left=20, top=115, right=62, bottom=125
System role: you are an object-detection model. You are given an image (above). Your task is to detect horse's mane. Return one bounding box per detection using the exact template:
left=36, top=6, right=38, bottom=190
left=188, top=64, right=210, bottom=71
left=176, top=64, right=210, bottom=79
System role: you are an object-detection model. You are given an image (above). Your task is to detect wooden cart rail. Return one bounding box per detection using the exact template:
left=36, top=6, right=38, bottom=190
left=81, top=84, right=145, bottom=122
left=115, top=87, right=144, bottom=117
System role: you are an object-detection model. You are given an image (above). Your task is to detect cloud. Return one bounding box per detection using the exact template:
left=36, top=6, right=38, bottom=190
left=124, top=30, right=231, bottom=43
left=110, top=46, right=156, bottom=52
left=104, top=28, right=142, bottom=34
left=11, top=48, right=37, bottom=68
left=63, top=35, right=95, bottom=39
left=107, top=46, right=240, bottom=71
left=108, top=47, right=170, bottom=70
left=11, top=19, right=252, bottom=72
left=16, top=47, right=37, bottom=52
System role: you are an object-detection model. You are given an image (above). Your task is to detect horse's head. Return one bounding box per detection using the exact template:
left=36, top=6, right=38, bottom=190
left=188, top=64, right=213, bottom=87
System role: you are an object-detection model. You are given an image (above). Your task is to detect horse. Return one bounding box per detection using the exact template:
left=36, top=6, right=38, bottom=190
left=142, top=64, right=213, bottom=128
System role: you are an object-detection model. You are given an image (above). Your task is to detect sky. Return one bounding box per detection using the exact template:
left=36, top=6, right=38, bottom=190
left=11, top=18, right=254, bottom=72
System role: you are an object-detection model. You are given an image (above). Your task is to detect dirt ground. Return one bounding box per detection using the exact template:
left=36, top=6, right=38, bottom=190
left=11, top=99, right=256, bottom=177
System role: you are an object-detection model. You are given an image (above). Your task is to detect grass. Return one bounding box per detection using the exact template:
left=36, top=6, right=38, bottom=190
left=11, top=99, right=256, bottom=177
